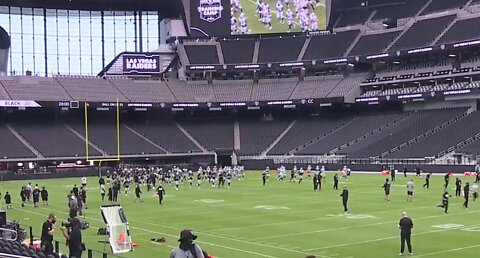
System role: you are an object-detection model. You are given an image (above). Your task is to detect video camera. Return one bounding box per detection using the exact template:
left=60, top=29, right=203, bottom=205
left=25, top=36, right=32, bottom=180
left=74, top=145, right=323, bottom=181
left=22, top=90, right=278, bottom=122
left=62, top=218, right=89, bottom=230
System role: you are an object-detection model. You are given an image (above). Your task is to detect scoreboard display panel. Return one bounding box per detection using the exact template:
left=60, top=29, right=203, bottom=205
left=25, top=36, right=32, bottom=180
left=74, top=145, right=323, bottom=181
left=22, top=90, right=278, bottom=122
left=189, top=0, right=327, bottom=36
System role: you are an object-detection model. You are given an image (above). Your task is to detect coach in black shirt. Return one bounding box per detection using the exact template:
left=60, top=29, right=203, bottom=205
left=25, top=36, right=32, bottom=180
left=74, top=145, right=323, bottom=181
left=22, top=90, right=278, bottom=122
left=40, top=213, right=56, bottom=255
left=398, top=211, right=413, bottom=256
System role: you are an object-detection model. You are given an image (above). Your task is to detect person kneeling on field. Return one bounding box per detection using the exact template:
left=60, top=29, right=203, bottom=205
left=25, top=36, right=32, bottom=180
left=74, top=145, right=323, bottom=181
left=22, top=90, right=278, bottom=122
left=170, top=229, right=206, bottom=258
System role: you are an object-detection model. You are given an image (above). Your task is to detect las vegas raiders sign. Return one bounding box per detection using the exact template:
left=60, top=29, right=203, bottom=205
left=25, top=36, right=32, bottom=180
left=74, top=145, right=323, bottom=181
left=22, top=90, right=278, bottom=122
left=197, top=0, right=224, bottom=23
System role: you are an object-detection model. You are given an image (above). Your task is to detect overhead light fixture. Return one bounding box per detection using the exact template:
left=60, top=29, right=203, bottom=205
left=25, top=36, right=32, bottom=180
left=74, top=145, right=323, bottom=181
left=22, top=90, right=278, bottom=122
left=393, top=61, right=400, bottom=65
left=448, top=54, right=456, bottom=58
left=348, top=63, right=355, bottom=67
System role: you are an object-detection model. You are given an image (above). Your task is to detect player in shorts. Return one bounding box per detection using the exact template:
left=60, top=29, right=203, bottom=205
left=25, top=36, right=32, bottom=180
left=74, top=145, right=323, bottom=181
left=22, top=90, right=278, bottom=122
left=276, top=0, right=285, bottom=23
left=406, top=180, right=414, bottom=202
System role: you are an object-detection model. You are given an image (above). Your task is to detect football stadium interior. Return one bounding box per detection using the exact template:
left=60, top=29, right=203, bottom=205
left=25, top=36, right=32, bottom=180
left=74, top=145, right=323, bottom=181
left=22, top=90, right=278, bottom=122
left=1, top=0, right=480, bottom=257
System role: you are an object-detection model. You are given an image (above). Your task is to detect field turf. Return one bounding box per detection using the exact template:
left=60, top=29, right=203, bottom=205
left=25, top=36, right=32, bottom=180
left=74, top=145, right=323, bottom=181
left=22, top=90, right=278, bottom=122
left=233, top=0, right=326, bottom=35
left=0, top=172, right=479, bottom=258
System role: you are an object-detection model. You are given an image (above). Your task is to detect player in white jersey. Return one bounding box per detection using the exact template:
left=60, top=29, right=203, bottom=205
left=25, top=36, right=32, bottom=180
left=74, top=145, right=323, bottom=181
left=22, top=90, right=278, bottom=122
left=265, top=10, right=272, bottom=30
left=300, top=11, right=309, bottom=32
left=276, top=0, right=285, bottom=23
left=231, top=16, right=237, bottom=33
left=286, top=8, right=294, bottom=32
left=231, top=0, right=242, bottom=13
left=240, top=13, right=248, bottom=34
left=285, top=0, right=290, bottom=7
left=310, top=12, right=318, bottom=31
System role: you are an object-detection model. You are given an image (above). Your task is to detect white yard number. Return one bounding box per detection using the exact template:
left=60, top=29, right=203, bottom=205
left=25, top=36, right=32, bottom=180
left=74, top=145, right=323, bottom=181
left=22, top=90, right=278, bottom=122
left=431, top=224, right=480, bottom=232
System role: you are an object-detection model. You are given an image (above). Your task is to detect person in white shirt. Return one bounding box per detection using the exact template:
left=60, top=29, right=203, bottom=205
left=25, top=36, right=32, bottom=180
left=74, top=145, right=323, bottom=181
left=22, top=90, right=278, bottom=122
left=81, top=176, right=87, bottom=188
left=406, top=180, right=414, bottom=202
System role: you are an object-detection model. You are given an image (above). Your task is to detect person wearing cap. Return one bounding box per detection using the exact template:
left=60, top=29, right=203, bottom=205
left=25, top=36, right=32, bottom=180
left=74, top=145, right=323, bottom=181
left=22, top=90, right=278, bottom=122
left=398, top=211, right=413, bottom=256
left=170, top=229, right=205, bottom=258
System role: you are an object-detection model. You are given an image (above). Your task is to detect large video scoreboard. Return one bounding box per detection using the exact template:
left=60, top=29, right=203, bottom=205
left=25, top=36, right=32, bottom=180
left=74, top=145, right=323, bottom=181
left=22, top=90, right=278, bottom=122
left=189, top=0, right=327, bottom=37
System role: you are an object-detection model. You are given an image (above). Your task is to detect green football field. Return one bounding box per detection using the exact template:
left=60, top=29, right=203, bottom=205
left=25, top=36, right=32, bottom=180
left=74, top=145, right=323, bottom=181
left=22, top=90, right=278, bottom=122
left=0, top=172, right=479, bottom=258
left=233, top=0, right=326, bottom=34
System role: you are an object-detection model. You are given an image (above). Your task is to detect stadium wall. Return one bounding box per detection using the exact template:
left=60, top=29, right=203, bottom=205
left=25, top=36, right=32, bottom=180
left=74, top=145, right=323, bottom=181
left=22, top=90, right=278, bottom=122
left=240, top=159, right=475, bottom=173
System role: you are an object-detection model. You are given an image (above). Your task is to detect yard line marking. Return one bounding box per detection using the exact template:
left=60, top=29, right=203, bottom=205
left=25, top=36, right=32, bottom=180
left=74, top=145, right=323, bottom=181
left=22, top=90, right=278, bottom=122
left=260, top=209, right=480, bottom=241
left=214, top=204, right=433, bottom=234
left=413, top=244, right=480, bottom=257
left=303, top=223, right=480, bottom=252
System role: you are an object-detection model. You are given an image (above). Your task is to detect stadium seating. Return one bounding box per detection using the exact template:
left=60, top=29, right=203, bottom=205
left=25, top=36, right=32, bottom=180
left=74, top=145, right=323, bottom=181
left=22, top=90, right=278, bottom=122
left=268, top=116, right=354, bottom=155
left=349, top=31, right=401, bottom=56
left=334, top=9, right=372, bottom=28
left=212, top=80, right=253, bottom=102
left=303, top=30, right=360, bottom=60
left=220, top=39, right=255, bottom=64
left=252, top=78, right=298, bottom=101
left=297, top=113, right=405, bottom=155
left=166, top=80, right=215, bottom=102
left=420, top=0, right=469, bottom=15
left=0, top=76, right=72, bottom=101
left=109, top=79, right=177, bottom=103
left=55, top=76, right=128, bottom=102
left=12, top=122, right=101, bottom=157
left=0, top=81, right=11, bottom=99
left=327, top=73, right=368, bottom=97
left=340, top=108, right=466, bottom=157
left=372, top=0, right=430, bottom=21
left=310, top=75, right=344, bottom=98
left=0, top=238, right=67, bottom=258
left=389, top=15, right=456, bottom=51
left=184, top=45, right=219, bottom=65
left=68, top=122, right=165, bottom=155
left=239, top=120, right=290, bottom=155
left=0, top=125, right=36, bottom=158
left=457, top=139, right=480, bottom=156
left=437, top=17, right=480, bottom=44
left=388, top=111, right=480, bottom=158
left=258, top=37, right=306, bottom=63
left=125, top=122, right=201, bottom=153
left=180, top=121, right=234, bottom=150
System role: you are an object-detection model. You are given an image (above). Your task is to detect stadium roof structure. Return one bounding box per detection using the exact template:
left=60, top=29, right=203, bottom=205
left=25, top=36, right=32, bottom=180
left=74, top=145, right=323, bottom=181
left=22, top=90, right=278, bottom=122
left=0, top=0, right=184, bottom=18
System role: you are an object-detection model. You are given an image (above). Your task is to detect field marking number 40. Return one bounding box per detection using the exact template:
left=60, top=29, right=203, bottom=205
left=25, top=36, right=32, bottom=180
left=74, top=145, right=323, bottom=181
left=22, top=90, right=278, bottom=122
left=432, top=224, right=480, bottom=232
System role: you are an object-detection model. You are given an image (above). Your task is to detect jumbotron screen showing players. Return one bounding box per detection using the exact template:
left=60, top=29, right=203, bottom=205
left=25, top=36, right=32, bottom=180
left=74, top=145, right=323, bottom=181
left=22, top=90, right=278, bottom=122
left=231, top=0, right=327, bottom=35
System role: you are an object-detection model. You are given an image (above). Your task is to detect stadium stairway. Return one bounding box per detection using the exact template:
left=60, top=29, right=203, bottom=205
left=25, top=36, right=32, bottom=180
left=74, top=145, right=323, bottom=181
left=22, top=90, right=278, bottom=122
left=417, top=0, right=435, bottom=16
left=175, top=123, right=209, bottom=153
left=297, top=38, right=311, bottom=61
left=252, top=41, right=260, bottom=64
left=260, top=120, right=297, bottom=157
left=5, top=124, right=43, bottom=158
